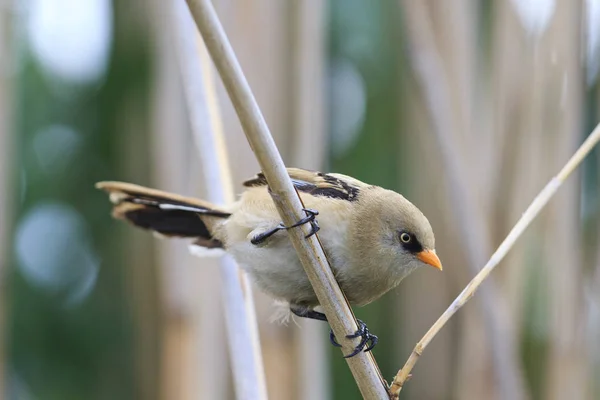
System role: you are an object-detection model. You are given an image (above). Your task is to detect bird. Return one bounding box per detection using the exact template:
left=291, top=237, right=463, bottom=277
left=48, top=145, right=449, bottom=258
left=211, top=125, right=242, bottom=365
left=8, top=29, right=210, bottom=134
left=96, top=167, right=442, bottom=357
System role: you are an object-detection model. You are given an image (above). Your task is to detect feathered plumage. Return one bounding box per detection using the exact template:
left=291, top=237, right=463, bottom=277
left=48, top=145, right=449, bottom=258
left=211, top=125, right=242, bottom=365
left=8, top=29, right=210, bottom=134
left=243, top=168, right=369, bottom=202
left=97, top=168, right=442, bottom=357
left=96, top=168, right=441, bottom=308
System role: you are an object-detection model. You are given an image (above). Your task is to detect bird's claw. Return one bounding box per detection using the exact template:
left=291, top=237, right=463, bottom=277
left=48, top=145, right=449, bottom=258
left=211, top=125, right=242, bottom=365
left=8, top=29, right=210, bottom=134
left=250, top=208, right=319, bottom=244
left=329, top=328, right=342, bottom=347
left=287, top=208, right=320, bottom=238
left=344, top=319, right=378, bottom=358
left=329, top=319, right=379, bottom=358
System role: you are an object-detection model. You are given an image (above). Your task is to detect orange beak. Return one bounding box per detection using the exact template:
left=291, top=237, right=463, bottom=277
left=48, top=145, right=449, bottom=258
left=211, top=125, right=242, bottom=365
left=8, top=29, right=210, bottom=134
left=416, top=249, right=443, bottom=271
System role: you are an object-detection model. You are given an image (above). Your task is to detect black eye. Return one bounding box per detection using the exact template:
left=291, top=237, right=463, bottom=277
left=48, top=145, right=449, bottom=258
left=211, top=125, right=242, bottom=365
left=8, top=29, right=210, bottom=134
left=400, top=232, right=412, bottom=243
left=399, top=231, right=424, bottom=253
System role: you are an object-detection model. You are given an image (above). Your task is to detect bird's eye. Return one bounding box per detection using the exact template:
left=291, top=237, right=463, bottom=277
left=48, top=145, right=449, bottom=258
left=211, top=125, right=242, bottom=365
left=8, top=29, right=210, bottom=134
left=400, top=232, right=412, bottom=243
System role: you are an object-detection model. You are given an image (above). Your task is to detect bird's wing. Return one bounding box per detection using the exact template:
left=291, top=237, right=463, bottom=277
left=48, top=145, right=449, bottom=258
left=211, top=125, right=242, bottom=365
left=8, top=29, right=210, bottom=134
left=243, top=168, right=370, bottom=202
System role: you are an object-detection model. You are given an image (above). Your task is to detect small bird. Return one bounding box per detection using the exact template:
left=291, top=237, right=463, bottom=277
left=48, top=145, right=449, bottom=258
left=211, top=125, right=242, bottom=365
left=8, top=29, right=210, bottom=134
left=96, top=168, right=442, bottom=357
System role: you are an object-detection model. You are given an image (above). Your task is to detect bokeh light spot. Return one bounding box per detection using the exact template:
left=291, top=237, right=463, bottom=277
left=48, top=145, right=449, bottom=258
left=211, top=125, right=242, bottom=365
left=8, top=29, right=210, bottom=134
left=15, top=202, right=99, bottom=305
left=27, top=0, right=113, bottom=83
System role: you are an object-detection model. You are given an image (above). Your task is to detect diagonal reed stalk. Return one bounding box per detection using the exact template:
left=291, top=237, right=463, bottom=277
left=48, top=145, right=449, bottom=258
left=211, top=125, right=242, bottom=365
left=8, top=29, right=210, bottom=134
left=390, top=123, right=600, bottom=397
left=184, top=0, right=389, bottom=398
left=399, top=2, right=527, bottom=398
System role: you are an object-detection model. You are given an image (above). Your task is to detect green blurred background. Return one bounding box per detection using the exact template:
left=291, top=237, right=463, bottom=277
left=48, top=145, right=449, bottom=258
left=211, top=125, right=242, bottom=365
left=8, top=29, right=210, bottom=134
left=2, top=1, right=600, bottom=399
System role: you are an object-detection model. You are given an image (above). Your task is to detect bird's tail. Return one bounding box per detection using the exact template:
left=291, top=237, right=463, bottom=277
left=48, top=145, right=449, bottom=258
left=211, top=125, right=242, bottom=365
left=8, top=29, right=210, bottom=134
left=96, top=181, right=230, bottom=249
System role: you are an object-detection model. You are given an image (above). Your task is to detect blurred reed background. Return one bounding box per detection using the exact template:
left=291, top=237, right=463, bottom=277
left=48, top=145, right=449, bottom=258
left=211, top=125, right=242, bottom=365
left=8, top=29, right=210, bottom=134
left=2, top=0, right=600, bottom=399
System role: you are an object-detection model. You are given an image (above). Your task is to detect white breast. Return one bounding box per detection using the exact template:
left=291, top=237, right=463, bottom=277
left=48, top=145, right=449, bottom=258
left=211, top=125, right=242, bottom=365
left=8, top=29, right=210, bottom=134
left=219, top=188, right=353, bottom=306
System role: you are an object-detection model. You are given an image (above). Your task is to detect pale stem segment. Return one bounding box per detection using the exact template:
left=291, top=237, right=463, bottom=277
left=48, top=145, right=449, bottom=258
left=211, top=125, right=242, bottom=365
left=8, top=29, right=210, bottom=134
left=390, top=123, right=600, bottom=398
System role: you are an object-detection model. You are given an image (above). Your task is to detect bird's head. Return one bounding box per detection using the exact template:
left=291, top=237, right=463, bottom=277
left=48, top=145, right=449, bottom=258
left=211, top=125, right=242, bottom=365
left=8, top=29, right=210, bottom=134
left=351, top=189, right=442, bottom=281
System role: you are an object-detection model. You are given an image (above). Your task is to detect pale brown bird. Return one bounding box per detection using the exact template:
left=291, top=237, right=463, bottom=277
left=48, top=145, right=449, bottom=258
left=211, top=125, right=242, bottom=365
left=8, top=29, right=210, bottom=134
left=96, top=168, right=442, bottom=357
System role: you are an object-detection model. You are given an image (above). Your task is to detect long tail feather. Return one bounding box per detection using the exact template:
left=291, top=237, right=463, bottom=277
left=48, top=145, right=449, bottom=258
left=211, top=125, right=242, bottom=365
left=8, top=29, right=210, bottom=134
left=96, top=181, right=230, bottom=248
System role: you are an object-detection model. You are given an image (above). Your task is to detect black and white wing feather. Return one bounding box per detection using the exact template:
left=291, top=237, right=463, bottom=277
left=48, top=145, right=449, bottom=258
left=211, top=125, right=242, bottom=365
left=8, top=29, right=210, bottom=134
left=243, top=168, right=370, bottom=202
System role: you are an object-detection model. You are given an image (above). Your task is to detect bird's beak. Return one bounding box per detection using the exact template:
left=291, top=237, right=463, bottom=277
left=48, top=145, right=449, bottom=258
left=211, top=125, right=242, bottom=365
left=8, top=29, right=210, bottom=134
left=416, top=249, right=443, bottom=271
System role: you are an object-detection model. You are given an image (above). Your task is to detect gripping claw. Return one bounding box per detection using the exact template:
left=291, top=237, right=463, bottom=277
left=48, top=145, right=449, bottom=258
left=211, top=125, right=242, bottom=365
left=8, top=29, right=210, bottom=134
left=329, top=319, right=379, bottom=358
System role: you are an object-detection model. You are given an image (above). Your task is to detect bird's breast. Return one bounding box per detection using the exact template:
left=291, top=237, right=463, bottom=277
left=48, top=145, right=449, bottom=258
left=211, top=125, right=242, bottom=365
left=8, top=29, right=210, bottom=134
left=220, top=193, right=356, bottom=305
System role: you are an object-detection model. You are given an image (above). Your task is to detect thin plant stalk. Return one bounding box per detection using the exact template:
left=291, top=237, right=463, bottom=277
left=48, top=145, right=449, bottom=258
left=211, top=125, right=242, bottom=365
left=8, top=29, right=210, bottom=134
left=288, top=1, right=330, bottom=399
left=390, top=123, right=600, bottom=397
left=183, top=0, right=389, bottom=398
left=400, top=2, right=528, bottom=398
left=174, top=2, right=268, bottom=398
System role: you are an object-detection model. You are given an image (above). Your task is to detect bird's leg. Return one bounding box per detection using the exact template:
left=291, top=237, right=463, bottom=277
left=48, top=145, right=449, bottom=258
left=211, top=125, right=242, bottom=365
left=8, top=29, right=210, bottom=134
left=250, top=223, right=286, bottom=245
left=251, top=208, right=320, bottom=245
left=290, top=307, right=340, bottom=347
left=290, top=307, right=328, bottom=321
left=290, top=306, right=378, bottom=357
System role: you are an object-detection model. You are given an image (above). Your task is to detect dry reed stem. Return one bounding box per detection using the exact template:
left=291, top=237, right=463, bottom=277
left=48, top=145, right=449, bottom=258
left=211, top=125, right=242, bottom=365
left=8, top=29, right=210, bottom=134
left=390, top=123, right=600, bottom=397
left=184, top=0, right=389, bottom=398
left=288, top=2, right=331, bottom=399
left=174, top=2, right=268, bottom=398
left=400, top=2, right=527, bottom=398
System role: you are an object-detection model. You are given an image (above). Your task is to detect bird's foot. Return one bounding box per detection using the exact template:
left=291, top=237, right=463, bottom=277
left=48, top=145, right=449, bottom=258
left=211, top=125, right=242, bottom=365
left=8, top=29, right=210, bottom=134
left=286, top=208, right=320, bottom=238
left=329, top=319, right=378, bottom=358
left=251, top=208, right=320, bottom=245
